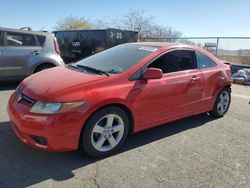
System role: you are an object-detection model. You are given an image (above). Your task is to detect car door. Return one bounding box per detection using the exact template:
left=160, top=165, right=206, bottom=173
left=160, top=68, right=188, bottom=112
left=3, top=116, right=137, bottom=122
left=136, top=49, right=204, bottom=128
left=1, top=31, right=41, bottom=77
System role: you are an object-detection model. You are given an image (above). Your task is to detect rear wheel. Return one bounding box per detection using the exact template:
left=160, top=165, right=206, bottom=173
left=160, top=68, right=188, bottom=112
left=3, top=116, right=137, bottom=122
left=210, top=87, right=231, bottom=118
left=81, top=106, right=129, bottom=157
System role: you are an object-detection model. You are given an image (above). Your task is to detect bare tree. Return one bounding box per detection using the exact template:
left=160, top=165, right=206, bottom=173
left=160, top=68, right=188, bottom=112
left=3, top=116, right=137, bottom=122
left=92, top=19, right=109, bottom=29
left=55, top=16, right=93, bottom=30
left=115, top=10, right=182, bottom=40
left=179, top=39, right=196, bottom=45
left=55, top=11, right=183, bottom=41
left=149, top=25, right=182, bottom=41
left=119, top=10, right=154, bottom=38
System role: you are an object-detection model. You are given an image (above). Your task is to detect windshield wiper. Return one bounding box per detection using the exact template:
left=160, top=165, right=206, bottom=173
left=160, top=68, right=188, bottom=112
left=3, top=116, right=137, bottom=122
left=75, top=64, right=109, bottom=76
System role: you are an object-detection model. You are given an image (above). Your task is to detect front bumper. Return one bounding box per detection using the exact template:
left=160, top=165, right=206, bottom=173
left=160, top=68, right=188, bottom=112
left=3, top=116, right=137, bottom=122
left=7, top=91, right=87, bottom=152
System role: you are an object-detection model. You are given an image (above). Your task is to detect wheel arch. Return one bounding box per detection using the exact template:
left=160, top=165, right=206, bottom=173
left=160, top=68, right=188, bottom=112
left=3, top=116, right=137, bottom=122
left=33, top=62, right=55, bottom=73
left=216, top=84, right=231, bottom=96
left=224, top=84, right=231, bottom=92
left=213, top=82, right=231, bottom=97
left=78, top=102, right=135, bottom=149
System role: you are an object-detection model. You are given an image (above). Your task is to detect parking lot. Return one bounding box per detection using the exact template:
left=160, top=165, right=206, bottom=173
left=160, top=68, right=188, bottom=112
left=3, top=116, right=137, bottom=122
left=0, top=82, right=250, bottom=188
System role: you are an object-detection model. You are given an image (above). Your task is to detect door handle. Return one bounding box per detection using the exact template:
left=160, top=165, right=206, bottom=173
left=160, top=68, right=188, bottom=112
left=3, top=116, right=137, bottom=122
left=190, top=76, right=200, bottom=82
left=32, top=51, right=40, bottom=55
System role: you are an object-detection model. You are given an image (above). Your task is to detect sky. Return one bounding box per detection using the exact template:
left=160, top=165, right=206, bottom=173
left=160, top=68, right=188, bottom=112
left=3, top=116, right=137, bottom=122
left=1, top=0, right=250, bottom=49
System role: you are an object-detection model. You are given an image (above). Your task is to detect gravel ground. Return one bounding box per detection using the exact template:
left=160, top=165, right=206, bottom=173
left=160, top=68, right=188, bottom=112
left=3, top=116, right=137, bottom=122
left=0, top=82, right=250, bottom=188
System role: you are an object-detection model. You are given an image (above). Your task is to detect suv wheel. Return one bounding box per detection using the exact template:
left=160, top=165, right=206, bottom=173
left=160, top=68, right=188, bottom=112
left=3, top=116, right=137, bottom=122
left=35, top=64, right=54, bottom=73
left=81, top=106, right=129, bottom=157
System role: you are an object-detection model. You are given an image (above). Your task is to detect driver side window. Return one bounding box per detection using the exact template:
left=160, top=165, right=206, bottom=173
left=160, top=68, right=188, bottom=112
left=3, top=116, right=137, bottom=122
left=148, top=50, right=197, bottom=74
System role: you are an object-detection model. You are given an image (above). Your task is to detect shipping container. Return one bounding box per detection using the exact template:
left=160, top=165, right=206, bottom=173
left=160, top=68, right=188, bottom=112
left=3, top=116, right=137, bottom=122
left=53, top=28, right=138, bottom=63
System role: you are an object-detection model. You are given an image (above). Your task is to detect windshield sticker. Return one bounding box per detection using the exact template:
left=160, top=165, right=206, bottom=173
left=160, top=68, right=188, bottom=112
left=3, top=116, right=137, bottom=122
left=138, top=46, right=158, bottom=52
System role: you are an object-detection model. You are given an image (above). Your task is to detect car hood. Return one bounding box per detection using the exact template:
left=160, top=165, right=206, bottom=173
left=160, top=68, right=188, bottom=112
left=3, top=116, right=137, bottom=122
left=20, top=66, right=106, bottom=102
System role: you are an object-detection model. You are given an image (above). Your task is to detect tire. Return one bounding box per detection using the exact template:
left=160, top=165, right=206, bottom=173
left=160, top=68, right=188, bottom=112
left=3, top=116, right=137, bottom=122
left=81, top=106, right=129, bottom=157
left=210, top=87, right=231, bottom=118
left=34, top=64, right=54, bottom=73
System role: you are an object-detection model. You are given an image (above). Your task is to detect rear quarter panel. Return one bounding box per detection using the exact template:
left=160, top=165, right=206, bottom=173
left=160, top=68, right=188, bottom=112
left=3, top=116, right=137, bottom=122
left=195, top=48, right=231, bottom=111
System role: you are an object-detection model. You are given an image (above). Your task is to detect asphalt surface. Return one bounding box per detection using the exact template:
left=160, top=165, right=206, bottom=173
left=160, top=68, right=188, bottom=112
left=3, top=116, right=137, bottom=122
left=0, top=82, right=250, bottom=188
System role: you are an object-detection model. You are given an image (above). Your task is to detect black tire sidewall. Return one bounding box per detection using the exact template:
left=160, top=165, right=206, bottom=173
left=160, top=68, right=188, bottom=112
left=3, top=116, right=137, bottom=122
left=81, top=106, right=129, bottom=157
left=35, top=64, right=53, bottom=73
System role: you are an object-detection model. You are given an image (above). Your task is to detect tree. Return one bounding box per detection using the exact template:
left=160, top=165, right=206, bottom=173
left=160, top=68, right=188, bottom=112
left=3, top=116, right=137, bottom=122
left=55, top=11, right=183, bottom=40
left=55, top=16, right=92, bottom=30
left=120, top=10, right=154, bottom=38
left=149, top=25, right=182, bottom=41
left=92, top=19, right=109, bottom=29
left=113, top=10, right=182, bottom=40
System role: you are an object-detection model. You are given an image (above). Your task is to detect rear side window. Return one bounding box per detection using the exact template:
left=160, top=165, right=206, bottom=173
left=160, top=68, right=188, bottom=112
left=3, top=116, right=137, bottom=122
left=196, top=51, right=216, bottom=69
left=148, top=50, right=196, bottom=74
left=36, top=35, right=46, bottom=46
left=6, top=32, right=37, bottom=46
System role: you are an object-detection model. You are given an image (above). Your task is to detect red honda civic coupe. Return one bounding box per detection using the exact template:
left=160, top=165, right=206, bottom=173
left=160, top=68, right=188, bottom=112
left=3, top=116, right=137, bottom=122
left=8, top=42, right=231, bottom=157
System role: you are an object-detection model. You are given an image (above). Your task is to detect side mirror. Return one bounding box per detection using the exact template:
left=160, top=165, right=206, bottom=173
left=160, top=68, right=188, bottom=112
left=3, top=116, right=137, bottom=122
left=142, top=68, right=163, bottom=79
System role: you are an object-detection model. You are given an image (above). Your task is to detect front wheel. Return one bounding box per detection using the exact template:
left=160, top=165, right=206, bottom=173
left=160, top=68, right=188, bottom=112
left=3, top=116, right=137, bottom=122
left=81, top=106, right=129, bottom=157
left=210, top=87, right=231, bottom=118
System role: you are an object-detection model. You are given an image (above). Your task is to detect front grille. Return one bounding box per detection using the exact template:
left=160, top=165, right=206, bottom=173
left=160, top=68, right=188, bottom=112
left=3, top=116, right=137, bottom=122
left=16, top=90, right=36, bottom=105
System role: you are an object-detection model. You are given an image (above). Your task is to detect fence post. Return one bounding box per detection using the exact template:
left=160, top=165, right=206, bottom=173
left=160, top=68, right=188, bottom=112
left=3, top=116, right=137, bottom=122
left=216, top=37, right=219, bottom=56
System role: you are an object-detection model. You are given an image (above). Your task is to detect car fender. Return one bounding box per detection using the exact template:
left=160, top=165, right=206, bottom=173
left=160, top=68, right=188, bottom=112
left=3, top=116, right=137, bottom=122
left=80, top=97, right=137, bottom=132
left=86, top=97, right=135, bottom=118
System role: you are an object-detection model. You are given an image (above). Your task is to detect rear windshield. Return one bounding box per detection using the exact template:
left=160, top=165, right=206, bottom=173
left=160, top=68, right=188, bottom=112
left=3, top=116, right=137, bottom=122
left=74, top=44, right=159, bottom=74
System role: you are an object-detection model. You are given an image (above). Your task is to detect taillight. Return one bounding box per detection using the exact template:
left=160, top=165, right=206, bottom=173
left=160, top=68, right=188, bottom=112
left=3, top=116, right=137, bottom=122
left=53, top=37, right=60, bottom=55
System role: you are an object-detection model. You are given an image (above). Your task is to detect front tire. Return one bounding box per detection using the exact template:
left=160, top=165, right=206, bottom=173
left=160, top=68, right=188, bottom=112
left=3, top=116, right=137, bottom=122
left=210, top=87, right=231, bottom=118
left=81, top=106, right=129, bottom=157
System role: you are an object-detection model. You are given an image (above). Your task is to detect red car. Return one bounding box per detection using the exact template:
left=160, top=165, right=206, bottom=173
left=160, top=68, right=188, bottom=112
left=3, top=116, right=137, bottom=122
left=8, top=42, right=231, bottom=157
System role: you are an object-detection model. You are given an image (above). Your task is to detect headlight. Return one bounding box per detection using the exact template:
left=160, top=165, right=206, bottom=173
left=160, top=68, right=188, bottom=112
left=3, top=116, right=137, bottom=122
left=30, top=101, right=85, bottom=114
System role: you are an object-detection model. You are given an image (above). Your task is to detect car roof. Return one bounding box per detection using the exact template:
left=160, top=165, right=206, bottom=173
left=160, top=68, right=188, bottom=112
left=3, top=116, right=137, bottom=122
left=129, top=42, right=199, bottom=50
left=130, top=42, right=176, bottom=47
left=0, top=27, right=49, bottom=35
left=128, top=42, right=222, bottom=65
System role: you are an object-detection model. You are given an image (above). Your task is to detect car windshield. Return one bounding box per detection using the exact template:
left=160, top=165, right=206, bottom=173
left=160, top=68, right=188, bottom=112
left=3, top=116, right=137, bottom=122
left=73, top=44, right=159, bottom=75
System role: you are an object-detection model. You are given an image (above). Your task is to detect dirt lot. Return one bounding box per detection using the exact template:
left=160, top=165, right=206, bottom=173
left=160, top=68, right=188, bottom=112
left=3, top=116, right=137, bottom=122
left=0, top=82, right=250, bottom=188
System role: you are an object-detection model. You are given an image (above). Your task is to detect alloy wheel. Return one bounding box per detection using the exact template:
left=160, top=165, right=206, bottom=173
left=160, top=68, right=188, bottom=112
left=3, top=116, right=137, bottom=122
left=217, top=90, right=230, bottom=115
left=91, top=114, right=125, bottom=152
